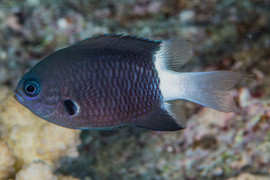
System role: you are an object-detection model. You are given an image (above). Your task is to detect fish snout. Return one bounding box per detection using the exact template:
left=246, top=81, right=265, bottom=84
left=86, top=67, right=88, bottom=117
left=14, top=91, right=24, bottom=104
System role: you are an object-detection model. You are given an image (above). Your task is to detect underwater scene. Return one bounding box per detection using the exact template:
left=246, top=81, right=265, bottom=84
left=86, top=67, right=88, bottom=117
left=0, top=0, right=270, bottom=179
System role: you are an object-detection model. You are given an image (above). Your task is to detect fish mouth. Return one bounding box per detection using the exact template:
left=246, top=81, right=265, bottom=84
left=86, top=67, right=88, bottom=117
left=14, top=91, right=24, bottom=104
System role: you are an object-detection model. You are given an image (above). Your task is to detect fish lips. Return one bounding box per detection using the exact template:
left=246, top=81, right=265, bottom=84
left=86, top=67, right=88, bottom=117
left=14, top=91, right=24, bottom=104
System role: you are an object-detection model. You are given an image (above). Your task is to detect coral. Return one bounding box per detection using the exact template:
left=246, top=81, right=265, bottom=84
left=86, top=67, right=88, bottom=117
left=16, top=161, right=58, bottom=180
left=0, top=86, right=81, bottom=176
left=16, top=161, right=79, bottom=180
left=0, top=140, right=15, bottom=180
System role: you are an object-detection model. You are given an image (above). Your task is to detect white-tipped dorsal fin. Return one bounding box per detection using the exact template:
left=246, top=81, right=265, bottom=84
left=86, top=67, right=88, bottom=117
left=155, top=39, right=191, bottom=71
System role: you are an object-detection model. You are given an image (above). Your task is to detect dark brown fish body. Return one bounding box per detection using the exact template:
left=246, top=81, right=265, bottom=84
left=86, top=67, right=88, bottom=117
left=50, top=41, right=163, bottom=129
left=14, top=34, right=243, bottom=131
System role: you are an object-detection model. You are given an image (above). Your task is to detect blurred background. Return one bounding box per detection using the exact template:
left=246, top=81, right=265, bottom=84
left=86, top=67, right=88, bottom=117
left=0, top=0, right=269, bottom=180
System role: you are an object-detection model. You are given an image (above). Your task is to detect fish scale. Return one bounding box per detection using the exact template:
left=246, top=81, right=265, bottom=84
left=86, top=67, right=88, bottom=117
left=55, top=50, right=162, bottom=128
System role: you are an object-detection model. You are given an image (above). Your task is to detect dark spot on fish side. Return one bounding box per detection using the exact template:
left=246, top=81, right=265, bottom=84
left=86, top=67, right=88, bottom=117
left=64, top=99, right=78, bottom=116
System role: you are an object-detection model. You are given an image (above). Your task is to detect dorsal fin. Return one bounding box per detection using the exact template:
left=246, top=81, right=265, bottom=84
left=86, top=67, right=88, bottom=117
left=155, top=39, right=191, bottom=71
left=75, top=34, right=161, bottom=54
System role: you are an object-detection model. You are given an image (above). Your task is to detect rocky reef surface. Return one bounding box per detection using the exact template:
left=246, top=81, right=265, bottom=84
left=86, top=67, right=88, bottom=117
left=0, top=0, right=269, bottom=179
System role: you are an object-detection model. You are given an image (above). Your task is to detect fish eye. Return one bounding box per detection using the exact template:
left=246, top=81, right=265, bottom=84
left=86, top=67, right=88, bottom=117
left=23, top=79, right=40, bottom=97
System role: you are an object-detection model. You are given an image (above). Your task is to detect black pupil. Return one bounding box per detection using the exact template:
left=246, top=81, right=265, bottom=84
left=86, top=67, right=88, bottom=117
left=26, top=84, right=35, bottom=93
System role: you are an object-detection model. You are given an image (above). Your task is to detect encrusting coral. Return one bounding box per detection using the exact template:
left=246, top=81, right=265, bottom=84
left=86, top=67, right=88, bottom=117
left=16, top=161, right=79, bottom=180
left=16, top=161, right=58, bottom=180
left=0, top=86, right=81, bottom=179
left=0, top=140, right=16, bottom=180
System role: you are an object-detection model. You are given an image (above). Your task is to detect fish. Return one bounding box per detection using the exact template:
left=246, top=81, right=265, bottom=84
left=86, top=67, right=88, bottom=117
left=14, top=34, right=245, bottom=131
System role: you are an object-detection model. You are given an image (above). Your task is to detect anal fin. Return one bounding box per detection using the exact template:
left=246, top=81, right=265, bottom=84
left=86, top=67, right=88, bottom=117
left=133, top=102, right=186, bottom=131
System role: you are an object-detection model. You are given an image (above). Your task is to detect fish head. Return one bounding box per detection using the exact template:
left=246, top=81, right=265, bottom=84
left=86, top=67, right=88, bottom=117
left=14, top=62, right=62, bottom=119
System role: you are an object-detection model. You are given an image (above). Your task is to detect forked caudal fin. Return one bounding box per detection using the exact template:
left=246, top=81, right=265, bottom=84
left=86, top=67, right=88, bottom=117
left=155, top=39, right=246, bottom=113
left=160, top=70, right=245, bottom=112
left=177, top=71, right=247, bottom=112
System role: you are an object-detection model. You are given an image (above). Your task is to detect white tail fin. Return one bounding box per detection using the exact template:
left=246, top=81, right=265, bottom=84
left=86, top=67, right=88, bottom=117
left=160, top=71, right=245, bottom=112
left=155, top=39, right=245, bottom=112
left=178, top=71, right=246, bottom=112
